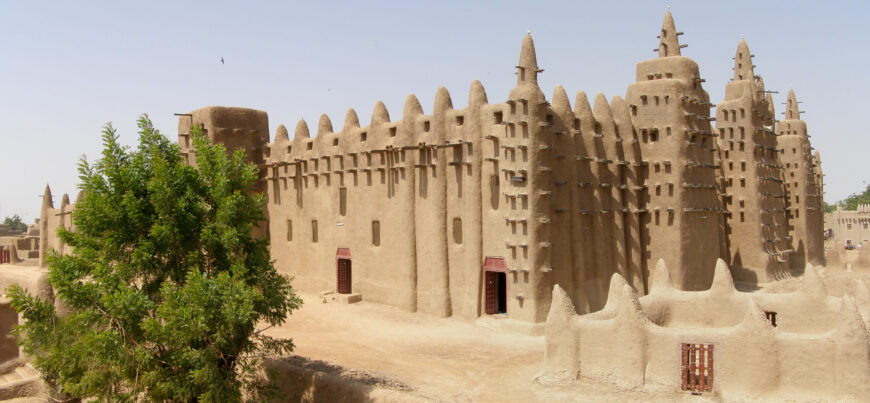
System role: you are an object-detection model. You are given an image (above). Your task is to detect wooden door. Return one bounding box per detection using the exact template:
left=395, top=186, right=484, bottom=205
left=681, top=343, right=713, bottom=393
left=485, top=271, right=498, bottom=314
left=337, top=259, right=352, bottom=294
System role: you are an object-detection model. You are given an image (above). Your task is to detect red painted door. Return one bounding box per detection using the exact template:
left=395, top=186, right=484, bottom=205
left=337, top=259, right=352, bottom=294
left=485, top=271, right=497, bottom=314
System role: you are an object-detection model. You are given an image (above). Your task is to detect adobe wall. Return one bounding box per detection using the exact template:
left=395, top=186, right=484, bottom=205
left=544, top=260, right=870, bottom=400
left=826, top=206, right=870, bottom=245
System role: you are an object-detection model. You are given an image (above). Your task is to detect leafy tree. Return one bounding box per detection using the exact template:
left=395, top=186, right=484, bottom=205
left=2, top=214, right=27, bottom=232
left=838, top=184, right=870, bottom=211
left=824, top=202, right=838, bottom=214
left=8, top=116, right=301, bottom=401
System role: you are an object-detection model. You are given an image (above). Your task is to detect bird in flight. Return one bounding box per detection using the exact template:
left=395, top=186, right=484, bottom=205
left=221, top=57, right=225, bottom=65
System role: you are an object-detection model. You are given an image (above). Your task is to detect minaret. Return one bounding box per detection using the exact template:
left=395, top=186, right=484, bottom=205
left=715, top=38, right=791, bottom=281
left=625, top=10, right=719, bottom=290
left=497, top=33, right=554, bottom=321
left=657, top=11, right=683, bottom=57
left=778, top=89, right=825, bottom=269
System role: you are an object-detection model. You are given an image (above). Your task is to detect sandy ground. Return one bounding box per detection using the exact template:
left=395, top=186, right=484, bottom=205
left=266, top=293, right=714, bottom=402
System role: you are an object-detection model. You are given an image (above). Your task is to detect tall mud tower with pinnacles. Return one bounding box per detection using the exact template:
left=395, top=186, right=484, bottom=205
left=625, top=11, right=720, bottom=291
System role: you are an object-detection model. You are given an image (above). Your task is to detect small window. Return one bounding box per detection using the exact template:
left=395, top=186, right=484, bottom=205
left=546, top=114, right=554, bottom=126
left=494, top=111, right=503, bottom=124
left=390, top=127, right=397, bottom=137
left=456, top=115, right=464, bottom=126
left=453, top=217, right=463, bottom=244
left=764, top=311, right=777, bottom=327
left=311, top=220, right=319, bottom=243
left=423, top=121, right=431, bottom=132
left=286, top=220, right=292, bottom=241
left=360, top=131, right=367, bottom=142
left=740, top=109, right=745, bottom=119
left=333, top=138, right=339, bottom=146
left=650, top=130, right=658, bottom=142
left=666, top=127, right=671, bottom=136
left=339, top=187, right=347, bottom=216
left=287, top=145, right=292, bottom=153
left=654, top=96, right=660, bottom=105
left=739, top=127, right=745, bottom=139
left=722, top=110, right=728, bottom=120
left=847, top=224, right=852, bottom=230
left=372, top=221, right=380, bottom=246
left=307, top=142, right=313, bottom=150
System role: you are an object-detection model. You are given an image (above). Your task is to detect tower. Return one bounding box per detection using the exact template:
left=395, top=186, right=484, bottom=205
left=625, top=11, right=720, bottom=290
left=778, top=89, right=825, bottom=269
left=716, top=39, right=791, bottom=282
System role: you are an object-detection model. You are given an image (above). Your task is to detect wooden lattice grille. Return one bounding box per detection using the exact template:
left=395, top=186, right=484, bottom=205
left=681, top=343, right=713, bottom=393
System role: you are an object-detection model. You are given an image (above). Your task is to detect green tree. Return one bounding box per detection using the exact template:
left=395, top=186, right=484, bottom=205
left=2, top=214, right=27, bottom=232
left=838, top=184, right=870, bottom=211
left=8, top=116, right=301, bottom=401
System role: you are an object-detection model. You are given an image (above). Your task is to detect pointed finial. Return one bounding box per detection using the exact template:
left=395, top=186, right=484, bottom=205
left=371, top=101, right=390, bottom=125
left=293, top=119, right=310, bottom=139
left=433, top=86, right=453, bottom=114
left=42, top=184, right=54, bottom=209
left=402, top=94, right=423, bottom=119
left=517, top=33, right=540, bottom=85
left=551, top=85, right=572, bottom=117
left=658, top=10, right=681, bottom=58
left=274, top=124, right=289, bottom=142
left=468, top=80, right=488, bottom=107
left=785, top=89, right=800, bottom=120
left=733, top=38, right=754, bottom=81
left=317, top=114, right=333, bottom=136
left=343, top=108, right=360, bottom=130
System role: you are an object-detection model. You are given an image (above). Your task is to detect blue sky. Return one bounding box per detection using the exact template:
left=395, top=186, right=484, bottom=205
left=1, top=1, right=868, bottom=221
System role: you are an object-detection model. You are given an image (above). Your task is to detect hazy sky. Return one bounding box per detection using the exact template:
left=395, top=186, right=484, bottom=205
left=1, top=1, right=868, bottom=222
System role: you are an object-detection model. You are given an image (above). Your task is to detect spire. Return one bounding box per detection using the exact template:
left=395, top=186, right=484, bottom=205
left=657, top=10, right=682, bottom=58
left=468, top=80, right=488, bottom=107
left=733, top=38, right=754, bottom=81
left=371, top=101, right=390, bottom=125
left=785, top=89, right=800, bottom=120
left=274, top=124, right=289, bottom=143
left=316, top=114, right=333, bottom=136
left=516, top=33, right=540, bottom=85
left=293, top=119, right=310, bottom=139
left=42, top=184, right=53, bottom=209
left=551, top=85, right=572, bottom=117
left=433, top=86, right=453, bottom=114
left=403, top=94, right=423, bottom=118
left=343, top=109, right=360, bottom=131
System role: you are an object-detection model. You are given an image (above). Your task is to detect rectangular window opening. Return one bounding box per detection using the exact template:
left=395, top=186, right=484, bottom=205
left=372, top=220, right=380, bottom=246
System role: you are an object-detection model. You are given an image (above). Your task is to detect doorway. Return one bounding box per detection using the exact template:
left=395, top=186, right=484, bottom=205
left=485, top=271, right=507, bottom=314
left=483, top=256, right=507, bottom=315
left=336, top=247, right=352, bottom=294
left=337, top=259, right=352, bottom=294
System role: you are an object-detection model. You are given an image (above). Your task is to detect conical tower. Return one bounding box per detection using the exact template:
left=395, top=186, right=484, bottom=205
left=625, top=10, right=720, bottom=290
left=715, top=38, right=791, bottom=281
left=778, top=89, right=824, bottom=269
